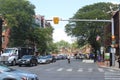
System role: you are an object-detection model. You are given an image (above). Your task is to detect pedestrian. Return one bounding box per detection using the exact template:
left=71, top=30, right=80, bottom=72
left=0, top=49, right=3, bottom=56
left=67, top=55, right=70, bottom=64
left=117, top=56, right=120, bottom=68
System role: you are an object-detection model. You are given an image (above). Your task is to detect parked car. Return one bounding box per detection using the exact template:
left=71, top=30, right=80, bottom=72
left=18, top=55, right=38, bottom=67
left=55, top=54, right=67, bottom=60
left=0, top=63, right=39, bottom=80
left=37, top=56, right=50, bottom=64
left=46, top=55, right=54, bottom=63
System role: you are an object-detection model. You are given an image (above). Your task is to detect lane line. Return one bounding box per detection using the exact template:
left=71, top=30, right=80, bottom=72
left=57, top=68, right=63, bottom=71
left=66, top=68, right=72, bottom=71
left=78, top=68, right=83, bottom=72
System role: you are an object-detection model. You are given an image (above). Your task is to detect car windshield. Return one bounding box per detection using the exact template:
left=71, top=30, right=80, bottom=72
left=38, top=56, right=42, bottom=59
left=40, top=56, right=48, bottom=59
left=22, top=55, right=32, bottom=59
left=3, top=49, right=16, bottom=54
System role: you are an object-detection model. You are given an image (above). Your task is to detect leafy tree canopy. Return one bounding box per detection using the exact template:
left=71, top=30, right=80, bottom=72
left=0, top=0, right=35, bottom=47
left=65, top=2, right=119, bottom=51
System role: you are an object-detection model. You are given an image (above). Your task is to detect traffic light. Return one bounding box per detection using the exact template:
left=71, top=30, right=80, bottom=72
left=111, top=35, right=115, bottom=45
left=53, top=17, right=59, bottom=24
left=111, top=35, right=115, bottom=41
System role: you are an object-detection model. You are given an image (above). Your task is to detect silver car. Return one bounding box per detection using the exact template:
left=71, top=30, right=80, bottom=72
left=37, top=56, right=49, bottom=64
left=0, top=63, right=39, bottom=80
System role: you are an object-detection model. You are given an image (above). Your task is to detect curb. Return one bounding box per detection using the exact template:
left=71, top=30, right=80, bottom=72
left=97, top=62, right=120, bottom=71
left=99, top=66, right=120, bottom=71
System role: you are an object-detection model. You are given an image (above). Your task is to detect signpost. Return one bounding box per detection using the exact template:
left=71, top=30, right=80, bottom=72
left=110, top=47, right=116, bottom=66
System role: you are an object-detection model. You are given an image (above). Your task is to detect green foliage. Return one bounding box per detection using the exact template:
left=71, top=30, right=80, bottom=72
left=0, top=0, right=54, bottom=55
left=55, top=40, right=71, bottom=49
left=0, top=0, right=35, bottom=27
left=65, top=2, right=119, bottom=51
left=71, top=41, right=79, bottom=49
left=32, top=27, right=53, bottom=54
left=0, top=0, right=35, bottom=47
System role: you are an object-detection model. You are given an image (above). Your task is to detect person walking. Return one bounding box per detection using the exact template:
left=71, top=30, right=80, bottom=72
left=117, top=56, right=120, bottom=68
left=67, top=55, right=70, bottom=64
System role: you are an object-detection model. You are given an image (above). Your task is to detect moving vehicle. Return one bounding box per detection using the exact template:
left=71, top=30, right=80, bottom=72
left=0, top=63, right=39, bottom=80
left=0, top=47, right=34, bottom=66
left=18, top=55, right=38, bottom=66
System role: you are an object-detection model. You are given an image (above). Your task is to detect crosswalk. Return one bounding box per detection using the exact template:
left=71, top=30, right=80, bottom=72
left=44, top=67, right=120, bottom=79
left=104, top=72, right=120, bottom=80
left=44, top=67, right=117, bottom=73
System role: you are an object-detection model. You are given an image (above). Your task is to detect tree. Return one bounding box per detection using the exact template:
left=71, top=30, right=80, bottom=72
left=0, top=0, right=35, bottom=47
left=65, top=2, right=118, bottom=52
left=31, top=27, right=53, bottom=55
left=55, top=40, right=71, bottom=49
left=0, top=0, right=54, bottom=55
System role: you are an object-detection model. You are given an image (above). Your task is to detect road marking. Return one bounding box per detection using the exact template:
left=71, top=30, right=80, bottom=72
left=104, top=72, right=120, bottom=80
left=83, top=60, right=94, bottom=63
left=108, top=69, right=115, bottom=72
left=78, top=68, right=83, bottom=72
left=105, top=77, right=120, bottom=80
left=88, top=68, right=93, bottom=72
left=98, top=68, right=104, bottom=72
left=66, top=68, right=72, bottom=71
left=57, top=68, right=63, bottom=71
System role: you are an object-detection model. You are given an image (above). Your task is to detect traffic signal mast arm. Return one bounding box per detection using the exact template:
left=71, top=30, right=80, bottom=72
left=61, top=19, right=111, bottom=22
left=46, top=18, right=114, bottom=44
left=46, top=18, right=114, bottom=37
left=61, top=18, right=114, bottom=37
left=46, top=18, right=111, bottom=22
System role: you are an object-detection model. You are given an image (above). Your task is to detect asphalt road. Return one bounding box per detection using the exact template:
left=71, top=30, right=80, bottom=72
left=10, top=59, right=120, bottom=80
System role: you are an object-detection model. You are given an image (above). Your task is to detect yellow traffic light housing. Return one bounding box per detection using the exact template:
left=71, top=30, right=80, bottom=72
left=111, top=35, right=116, bottom=45
left=53, top=17, right=59, bottom=24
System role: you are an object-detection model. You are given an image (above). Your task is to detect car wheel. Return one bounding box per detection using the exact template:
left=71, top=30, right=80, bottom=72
left=19, top=64, right=21, bottom=67
left=35, top=61, right=38, bottom=66
left=12, top=60, right=16, bottom=66
left=29, top=62, right=33, bottom=67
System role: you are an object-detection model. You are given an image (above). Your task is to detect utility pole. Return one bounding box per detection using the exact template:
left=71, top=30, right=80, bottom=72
left=0, top=15, right=3, bottom=51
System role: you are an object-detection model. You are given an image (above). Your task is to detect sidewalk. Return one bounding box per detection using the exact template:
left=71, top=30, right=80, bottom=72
left=97, top=60, right=120, bottom=70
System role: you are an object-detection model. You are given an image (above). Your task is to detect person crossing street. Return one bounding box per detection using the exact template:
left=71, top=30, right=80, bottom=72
left=67, top=55, right=70, bottom=64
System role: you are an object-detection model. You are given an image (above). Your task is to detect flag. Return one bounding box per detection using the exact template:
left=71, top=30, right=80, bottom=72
left=96, top=35, right=100, bottom=41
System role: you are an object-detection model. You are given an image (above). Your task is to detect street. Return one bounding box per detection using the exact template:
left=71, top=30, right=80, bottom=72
left=11, top=59, right=120, bottom=80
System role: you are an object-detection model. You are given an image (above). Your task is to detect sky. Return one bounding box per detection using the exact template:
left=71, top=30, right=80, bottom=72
left=28, top=0, right=119, bottom=43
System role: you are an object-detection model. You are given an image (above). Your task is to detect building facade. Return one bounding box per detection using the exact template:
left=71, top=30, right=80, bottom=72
left=104, top=10, right=120, bottom=56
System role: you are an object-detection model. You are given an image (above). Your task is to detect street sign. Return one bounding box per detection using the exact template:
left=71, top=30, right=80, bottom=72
left=100, top=46, right=104, bottom=54
left=104, top=53, right=110, bottom=60
left=110, top=47, right=116, bottom=53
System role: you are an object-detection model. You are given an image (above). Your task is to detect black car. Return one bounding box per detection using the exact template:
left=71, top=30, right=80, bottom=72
left=18, top=55, right=38, bottom=67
